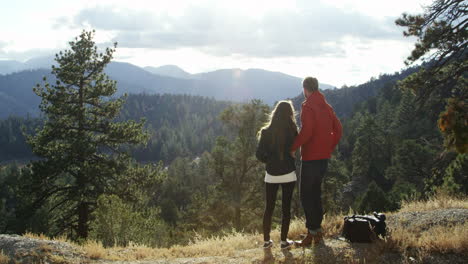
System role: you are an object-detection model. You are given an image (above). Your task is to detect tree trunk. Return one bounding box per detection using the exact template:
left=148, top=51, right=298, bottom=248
left=234, top=183, right=242, bottom=230
left=234, top=204, right=241, bottom=231
left=77, top=202, right=88, bottom=239
left=76, top=78, right=88, bottom=240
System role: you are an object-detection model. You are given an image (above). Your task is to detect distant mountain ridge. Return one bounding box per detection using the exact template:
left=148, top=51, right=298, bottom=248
left=144, top=65, right=193, bottom=79
left=0, top=56, right=57, bottom=75
left=0, top=56, right=337, bottom=118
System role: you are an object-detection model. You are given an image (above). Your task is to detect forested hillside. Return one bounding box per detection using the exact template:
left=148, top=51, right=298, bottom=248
left=120, top=94, right=232, bottom=163
left=0, top=67, right=416, bottom=165
left=0, top=94, right=231, bottom=164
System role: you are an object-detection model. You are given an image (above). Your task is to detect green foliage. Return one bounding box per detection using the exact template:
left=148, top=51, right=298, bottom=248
left=0, top=165, right=20, bottom=233
left=385, top=140, right=437, bottom=190
left=205, top=100, right=269, bottom=230
left=121, top=94, right=231, bottom=164
left=396, top=0, right=466, bottom=68
left=339, top=71, right=448, bottom=209
left=322, top=157, right=350, bottom=214
left=391, top=90, right=415, bottom=136
left=439, top=153, right=468, bottom=195
left=388, top=181, right=419, bottom=207
left=351, top=114, right=389, bottom=188
left=0, top=164, right=51, bottom=234
left=0, top=117, right=41, bottom=161
left=396, top=0, right=467, bottom=153
left=26, top=30, right=148, bottom=240
left=90, top=194, right=169, bottom=247
left=354, top=181, right=398, bottom=213
left=438, top=97, right=467, bottom=153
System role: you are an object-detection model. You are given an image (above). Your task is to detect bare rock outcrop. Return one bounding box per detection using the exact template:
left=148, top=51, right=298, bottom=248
left=0, top=234, right=89, bottom=264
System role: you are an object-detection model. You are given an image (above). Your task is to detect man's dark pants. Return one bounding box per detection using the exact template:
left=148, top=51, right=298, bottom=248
left=300, top=159, right=328, bottom=233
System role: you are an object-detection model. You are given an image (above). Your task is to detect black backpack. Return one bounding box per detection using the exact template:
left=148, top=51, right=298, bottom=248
left=342, top=212, right=387, bottom=243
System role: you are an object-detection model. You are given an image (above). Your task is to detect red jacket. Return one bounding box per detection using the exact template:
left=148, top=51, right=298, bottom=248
left=291, top=91, right=342, bottom=160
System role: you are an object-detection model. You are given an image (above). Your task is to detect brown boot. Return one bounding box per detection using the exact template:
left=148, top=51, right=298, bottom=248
left=312, top=232, right=323, bottom=244
left=295, top=232, right=323, bottom=247
left=295, top=232, right=313, bottom=247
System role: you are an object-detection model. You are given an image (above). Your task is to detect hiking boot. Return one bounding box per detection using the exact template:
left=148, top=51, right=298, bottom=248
left=295, top=232, right=323, bottom=247
left=295, top=232, right=312, bottom=247
left=263, top=240, right=273, bottom=249
left=280, top=240, right=294, bottom=249
left=312, top=231, right=324, bottom=244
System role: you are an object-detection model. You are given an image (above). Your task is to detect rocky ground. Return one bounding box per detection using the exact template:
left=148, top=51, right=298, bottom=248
left=0, top=234, right=88, bottom=264
left=1, top=208, right=467, bottom=264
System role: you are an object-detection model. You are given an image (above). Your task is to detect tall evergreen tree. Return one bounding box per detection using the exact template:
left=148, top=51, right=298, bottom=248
left=385, top=140, right=436, bottom=191
left=351, top=114, right=389, bottom=190
left=440, top=153, right=468, bottom=195
left=391, top=90, right=415, bottom=137
left=396, top=0, right=467, bottom=153
left=26, top=30, right=148, bottom=239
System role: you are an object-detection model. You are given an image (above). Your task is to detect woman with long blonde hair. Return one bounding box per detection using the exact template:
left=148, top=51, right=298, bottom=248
left=256, top=100, right=298, bottom=249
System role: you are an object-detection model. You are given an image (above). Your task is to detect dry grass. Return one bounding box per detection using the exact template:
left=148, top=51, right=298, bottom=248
left=284, top=214, right=343, bottom=240
left=20, top=195, right=468, bottom=262
left=384, top=221, right=468, bottom=255
left=79, top=216, right=343, bottom=261
left=88, top=231, right=262, bottom=261
left=23, top=232, right=70, bottom=243
left=23, top=232, right=49, bottom=240
left=399, top=193, right=468, bottom=213
left=0, top=251, right=9, bottom=264
left=82, top=240, right=108, bottom=259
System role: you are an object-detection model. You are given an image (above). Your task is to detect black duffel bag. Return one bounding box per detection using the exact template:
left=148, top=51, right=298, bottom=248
left=342, top=212, right=387, bottom=243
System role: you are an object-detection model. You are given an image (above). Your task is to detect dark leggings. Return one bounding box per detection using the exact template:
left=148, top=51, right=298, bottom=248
left=263, top=181, right=296, bottom=241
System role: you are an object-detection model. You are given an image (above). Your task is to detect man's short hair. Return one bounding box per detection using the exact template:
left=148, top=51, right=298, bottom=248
left=303, top=77, right=319, bottom=92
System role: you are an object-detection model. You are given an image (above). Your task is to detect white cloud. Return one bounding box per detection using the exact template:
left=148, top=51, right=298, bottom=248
left=60, top=2, right=403, bottom=58
left=0, top=0, right=430, bottom=85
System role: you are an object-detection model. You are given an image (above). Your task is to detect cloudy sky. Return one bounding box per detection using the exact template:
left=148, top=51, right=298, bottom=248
left=1, top=0, right=431, bottom=87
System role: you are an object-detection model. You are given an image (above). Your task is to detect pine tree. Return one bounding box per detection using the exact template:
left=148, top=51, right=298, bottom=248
left=396, top=0, right=466, bottom=103
left=440, top=153, right=468, bottom=195
left=391, top=90, right=415, bottom=137
left=351, top=114, right=388, bottom=189
left=385, top=140, right=436, bottom=192
left=26, top=30, right=148, bottom=240
left=396, top=0, right=467, bottom=153
left=211, top=100, right=269, bottom=230
left=354, top=181, right=396, bottom=213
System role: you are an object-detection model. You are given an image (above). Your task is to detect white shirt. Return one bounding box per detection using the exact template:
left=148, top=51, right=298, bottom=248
left=264, top=170, right=297, bottom=183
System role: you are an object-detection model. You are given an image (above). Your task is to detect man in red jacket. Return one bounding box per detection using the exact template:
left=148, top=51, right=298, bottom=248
left=291, top=77, right=342, bottom=246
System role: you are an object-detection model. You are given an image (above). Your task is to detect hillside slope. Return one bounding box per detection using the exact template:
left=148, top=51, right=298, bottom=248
left=1, top=196, right=466, bottom=264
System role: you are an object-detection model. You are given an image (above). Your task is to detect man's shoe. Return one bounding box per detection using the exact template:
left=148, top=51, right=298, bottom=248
left=295, top=232, right=313, bottom=247
left=312, top=232, right=323, bottom=244
left=280, top=240, right=294, bottom=249
left=295, top=232, right=323, bottom=247
left=263, top=240, right=273, bottom=249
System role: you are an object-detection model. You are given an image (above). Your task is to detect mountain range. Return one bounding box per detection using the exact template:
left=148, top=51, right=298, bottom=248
left=0, top=56, right=335, bottom=118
